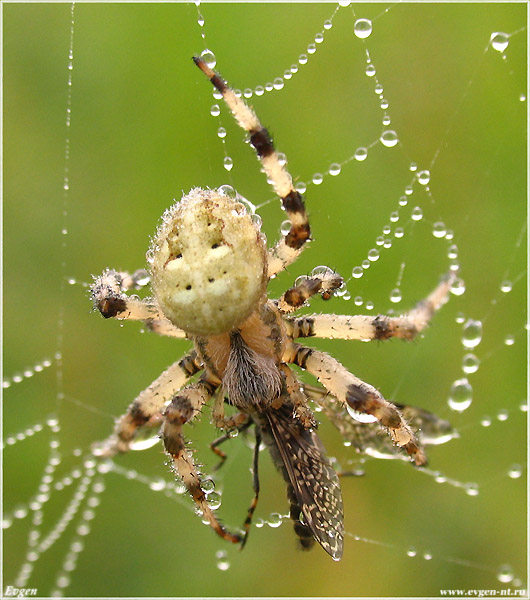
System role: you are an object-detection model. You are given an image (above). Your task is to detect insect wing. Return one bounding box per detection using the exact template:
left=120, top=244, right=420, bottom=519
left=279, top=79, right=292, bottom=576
left=265, top=407, right=344, bottom=560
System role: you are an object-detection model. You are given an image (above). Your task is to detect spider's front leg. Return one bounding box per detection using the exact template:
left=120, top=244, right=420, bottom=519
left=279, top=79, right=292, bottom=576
left=162, top=376, right=243, bottom=545
left=287, top=343, right=427, bottom=465
left=90, top=268, right=186, bottom=338
left=276, top=268, right=344, bottom=314
left=92, top=351, right=202, bottom=457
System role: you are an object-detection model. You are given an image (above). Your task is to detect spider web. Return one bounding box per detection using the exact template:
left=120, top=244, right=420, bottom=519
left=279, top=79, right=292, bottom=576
left=3, top=2, right=527, bottom=597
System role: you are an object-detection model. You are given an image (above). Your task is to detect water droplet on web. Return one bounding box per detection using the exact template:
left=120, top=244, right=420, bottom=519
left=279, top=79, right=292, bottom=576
left=423, top=551, right=433, bottom=560
left=254, top=85, right=264, bottom=96
left=365, top=63, right=376, bottom=77
left=299, top=53, right=308, bottom=65
left=315, top=32, right=324, bottom=44
left=496, top=564, right=514, bottom=583
left=389, top=211, right=399, bottom=223
left=329, top=163, right=341, bottom=176
left=432, top=221, right=446, bottom=238
left=390, top=288, right=402, bottom=303
left=450, top=277, right=466, bottom=296
left=210, top=104, right=220, bottom=117
left=346, top=405, right=378, bottom=423
left=380, top=130, right=398, bottom=147
left=417, top=170, right=430, bottom=185
left=362, top=259, right=370, bottom=269
left=399, top=196, right=408, bottom=207
left=223, top=156, right=233, bottom=171
left=268, top=512, right=283, bottom=528
left=374, top=83, right=383, bottom=95
left=462, top=353, right=480, bottom=374
left=500, top=280, right=512, bottom=293
left=243, top=88, right=253, bottom=98
left=338, top=0, right=350, bottom=6
left=213, top=89, right=222, bottom=100
left=312, top=173, right=323, bottom=185
left=295, top=181, right=307, bottom=194
left=367, top=248, right=379, bottom=262
left=354, top=147, right=368, bottom=161
left=462, top=319, right=482, bottom=349
left=504, top=334, right=515, bottom=346
left=394, top=227, right=404, bottom=238
left=411, top=206, right=423, bottom=221
left=465, top=482, right=480, bottom=496
left=200, top=48, right=216, bottom=69
left=490, top=32, right=510, bottom=53
left=273, top=77, right=284, bottom=90
left=217, top=127, right=226, bottom=139
left=480, top=416, right=492, bottom=427
left=382, top=115, right=391, bottom=126
left=448, top=378, right=473, bottom=412
left=215, top=550, right=231, bottom=571
left=324, top=19, right=333, bottom=30
left=380, top=98, right=389, bottom=109
left=406, top=546, right=417, bottom=557
left=507, top=464, right=522, bottom=479
left=497, top=409, right=509, bottom=422
left=307, top=43, right=317, bottom=55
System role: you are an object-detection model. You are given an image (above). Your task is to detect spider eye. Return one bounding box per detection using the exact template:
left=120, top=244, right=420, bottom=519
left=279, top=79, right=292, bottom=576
left=150, top=187, right=268, bottom=336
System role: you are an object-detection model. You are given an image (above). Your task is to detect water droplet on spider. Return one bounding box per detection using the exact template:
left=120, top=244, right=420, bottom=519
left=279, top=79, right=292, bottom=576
left=351, top=266, right=363, bottom=279
left=390, top=288, right=402, bottom=303
left=251, top=213, right=262, bottom=228
left=217, top=127, right=226, bottom=139
left=500, top=280, right=513, bottom=293
left=268, top=512, right=283, bottom=528
left=277, top=152, right=287, bottom=166
left=490, top=32, right=510, bottom=52
left=206, top=492, right=222, bottom=510
left=354, top=147, right=368, bottom=161
left=312, top=173, right=323, bottom=185
left=329, top=163, right=341, bottom=176
left=353, top=18, right=372, bottom=39
left=200, top=48, right=216, bottom=69
left=462, top=319, right=482, bottom=349
left=497, top=564, right=514, bottom=583
left=448, top=378, right=473, bottom=412
left=307, top=43, right=316, bottom=55
left=380, top=130, right=398, bottom=148
left=432, top=222, right=446, bottom=238
left=223, top=156, right=233, bottom=171
left=464, top=482, right=480, bottom=496
left=346, top=405, right=378, bottom=423
left=450, top=277, right=466, bottom=296
left=311, top=265, right=334, bottom=278
left=417, top=170, right=430, bottom=185
left=367, top=248, right=379, bottom=262
left=508, top=464, right=523, bottom=479
left=365, top=63, right=376, bottom=77
left=462, top=353, right=480, bottom=374
left=280, top=220, right=291, bottom=235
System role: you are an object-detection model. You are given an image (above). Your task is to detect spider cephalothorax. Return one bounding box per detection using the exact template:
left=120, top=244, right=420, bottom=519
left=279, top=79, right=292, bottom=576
left=90, top=56, right=454, bottom=560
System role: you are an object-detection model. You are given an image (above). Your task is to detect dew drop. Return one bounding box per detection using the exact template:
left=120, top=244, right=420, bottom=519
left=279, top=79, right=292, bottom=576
left=324, top=19, right=333, bottom=30
left=389, top=211, right=399, bottom=223
left=432, top=221, right=446, bottom=238
left=462, top=353, right=480, bottom=374
left=380, top=98, right=388, bottom=110
left=298, top=54, right=308, bottom=65
left=354, top=296, right=363, bottom=306
left=268, top=512, right=283, bottom=528
left=450, top=277, right=466, bottom=296
left=508, top=464, right=522, bottom=479
left=338, top=0, right=350, bottom=6
left=465, top=482, right=480, bottom=496
left=329, top=163, right=341, bottom=176
left=417, top=170, right=431, bottom=185
left=365, top=63, right=376, bottom=77
left=367, top=248, right=379, bottom=262
left=280, top=220, right=291, bottom=236
left=423, top=551, right=433, bottom=560
left=497, top=409, right=509, bottom=422
left=351, top=266, right=363, bottom=279
left=496, top=564, right=514, bottom=583
left=217, top=127, right=226, bottom=139
left=382, top=115, right=391, bottom=126
left=462, top=319, right=482, bottom=349
left=210, top=104, right=220, bottom=117
left=307, top=43, right=316, bottom=55
left=394, top=227, right=404, bottom=238
left=500, top=280, right=512, bottom=293
left=406, top=546, right=417, bottom=557
left=218, top=184, right=236, bottom=199
left=273, top=77, right=284, bottom=90
left=354, top=147, right=368, bottom=161
left=448, top=244, right=458, bottom=259
left=411, top=206, right=423, bottom=221
left=315, top=32, right=324, bottom=44
left=480, top=416, right=492, bottom=427
left=215, top=550, right=231, bottom=571
left=295, top=181, right=307, bottom=194
left=200, top=48, right=216, bottom=69
left=390, top=288, right=402, bottom=303
left=448, top=378, right=473, bottom=412
left=490, top=32, right=510, bottom=53
left=254, top=85, right=264, bottom=96
left=346, top=405, right=378, bottom=423
left=243, top=88, right=253, bottom=98
left=361, top=259, right=370, bottom=269
left=223, top=156, right=233, bottom=172
left=504, top=334, right=515, bottom=346
left=206, top=492, right=222, bottom=510
left=312, top=173, right=323, bottom=185
left=380, top=130, right=398, bottom=147
left=399, top=196, right=408, bottom=207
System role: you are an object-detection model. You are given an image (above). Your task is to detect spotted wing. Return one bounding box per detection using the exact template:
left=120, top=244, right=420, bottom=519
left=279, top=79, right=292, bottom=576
left=259, top=403, right=344, bottom=560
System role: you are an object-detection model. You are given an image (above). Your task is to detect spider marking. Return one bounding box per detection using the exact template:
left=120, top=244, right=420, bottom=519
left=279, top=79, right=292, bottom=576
left=90, top=57, right=455, bottom=560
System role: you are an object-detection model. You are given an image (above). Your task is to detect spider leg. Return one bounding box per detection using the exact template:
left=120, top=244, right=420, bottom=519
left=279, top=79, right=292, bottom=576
left=280, top=364, right=317, bottom=429
left=209, top=415, right=252, bottom=471
left=162, top=376, right=242, bottom=545
left=286, top=273, right=454, bottom=340
left=276, top=269, right=344, bottom=314
left=92, top=351, right=202, bottom=457
left=287, top=343, right=427, bottom=466
left=194, top=57, right=310, bottom=277
left=90, top=268, right=186, bottom=338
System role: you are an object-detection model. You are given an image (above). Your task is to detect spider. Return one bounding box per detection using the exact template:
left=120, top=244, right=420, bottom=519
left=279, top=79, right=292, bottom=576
left=90, top=56, right=455, bottom=561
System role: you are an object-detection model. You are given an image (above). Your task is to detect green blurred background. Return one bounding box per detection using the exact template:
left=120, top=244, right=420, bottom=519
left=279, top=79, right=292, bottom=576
left=4, top=3, right=526, bottom=597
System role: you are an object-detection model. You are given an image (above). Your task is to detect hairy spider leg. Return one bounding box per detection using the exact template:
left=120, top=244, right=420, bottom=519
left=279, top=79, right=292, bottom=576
left=162, top=376, right=242, bottom=545
left=193, top=56, right=310, bottom=277
left=288, top=344, right=427, bottom=466
left=92, top=352, right=202, bottom=457
left=286, top=273, right=455, bottom=341
left=276, top=269, right=345, bottom=314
